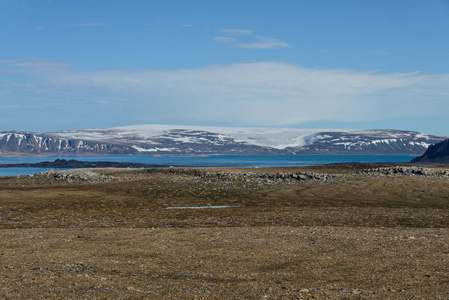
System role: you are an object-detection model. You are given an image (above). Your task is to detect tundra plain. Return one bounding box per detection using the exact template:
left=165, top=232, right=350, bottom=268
left=1, top=164, right=449, bottom=299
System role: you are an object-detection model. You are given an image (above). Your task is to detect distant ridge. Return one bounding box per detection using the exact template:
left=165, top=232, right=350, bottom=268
left=412, top=139, right=449, bottom=163
left=1, top=125, right=447, bottom=156
left=0, top=159, right=166, bottom=168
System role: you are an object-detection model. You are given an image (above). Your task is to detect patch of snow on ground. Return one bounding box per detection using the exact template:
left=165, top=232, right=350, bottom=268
left=164, top=206, right=239, bottom=209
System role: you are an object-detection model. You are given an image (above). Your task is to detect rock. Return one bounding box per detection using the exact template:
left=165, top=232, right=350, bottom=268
left=298, top=174, right=308, bottom=181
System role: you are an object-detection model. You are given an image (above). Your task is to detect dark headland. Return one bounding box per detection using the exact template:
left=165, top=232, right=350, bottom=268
left=412, top=138, right=449, bottom=163
left=0, top=159, right=167, bottom=169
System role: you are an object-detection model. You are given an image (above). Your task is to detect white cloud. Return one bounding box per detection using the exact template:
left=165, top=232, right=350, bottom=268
left=213, top=28, right=289, bottom=49
left=1, top=58, right=449, bottom=127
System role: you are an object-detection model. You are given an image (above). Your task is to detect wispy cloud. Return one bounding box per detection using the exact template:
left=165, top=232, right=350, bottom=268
left=213, top=28, right=289, bottom=49
left=64, top=23, right=104, bottom=27
left=216, top=28, right=255, bottom=36
left=17, top=26, right=45, bottom=31
left=238, top=36, right=289, bottom=49
left=1, top=58, right=449, bottom=128
left=212, top=36, right=238, bottom=43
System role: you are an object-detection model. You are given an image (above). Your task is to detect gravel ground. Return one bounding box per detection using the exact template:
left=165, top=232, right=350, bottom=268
left=1, top=226, right=449, bottom=299
left=0, top=164, right=448, bottom=299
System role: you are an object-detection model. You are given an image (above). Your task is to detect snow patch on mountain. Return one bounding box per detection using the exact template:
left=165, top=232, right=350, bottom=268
left=54, top=124, right=354, bottom=149
left=132, top=146, right=180, bottom=153
left=0, top=125, right=432, bottom=156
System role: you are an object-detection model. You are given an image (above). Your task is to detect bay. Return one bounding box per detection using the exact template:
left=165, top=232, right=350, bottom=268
left=0, top=154, right=417, bottom=177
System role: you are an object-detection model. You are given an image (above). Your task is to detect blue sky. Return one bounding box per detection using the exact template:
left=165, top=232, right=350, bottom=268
left=1, top=0, right=449, bottom=135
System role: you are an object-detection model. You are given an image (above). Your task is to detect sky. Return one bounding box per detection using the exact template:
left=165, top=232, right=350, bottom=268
left=1, top=0, right=449, bottom=135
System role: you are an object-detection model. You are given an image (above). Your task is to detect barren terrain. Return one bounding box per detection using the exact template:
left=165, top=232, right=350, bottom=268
left=1, top=164, right=449, bottom=299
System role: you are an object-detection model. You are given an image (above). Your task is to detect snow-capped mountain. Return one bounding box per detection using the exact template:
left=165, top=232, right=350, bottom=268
left=0, top=132, right=138, bottom=155
left=54, top=125, right=341, bottom=150
left=285, top=130, right=441, bottom=154
left=0, top=125, right=447, bottom=156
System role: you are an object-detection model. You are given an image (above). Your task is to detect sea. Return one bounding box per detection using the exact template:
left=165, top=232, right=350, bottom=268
left=0, top=154, right=417, bottom=177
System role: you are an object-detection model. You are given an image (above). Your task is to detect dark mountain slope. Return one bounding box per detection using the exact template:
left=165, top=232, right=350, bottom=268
left=412, top=139, right=449, bottom=163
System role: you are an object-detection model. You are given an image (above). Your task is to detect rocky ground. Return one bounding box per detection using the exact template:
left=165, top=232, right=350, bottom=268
left=1, top=163, right=449, bottom=299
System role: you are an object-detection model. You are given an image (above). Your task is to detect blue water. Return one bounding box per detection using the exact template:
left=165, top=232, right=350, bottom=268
left=0, top=154, right=416, bottom=176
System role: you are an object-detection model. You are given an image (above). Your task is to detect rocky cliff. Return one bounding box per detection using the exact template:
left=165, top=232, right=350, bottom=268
left=0, top=132, right=138, bottom=155
left=411, top=139, right=449, bottom=163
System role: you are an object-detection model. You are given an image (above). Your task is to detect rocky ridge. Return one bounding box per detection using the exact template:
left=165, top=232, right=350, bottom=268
left=166, top=167, right=336, bottom=186
left=37, top=169, right=123, bottom=183
left=360, top=166, right=449, bottom=178
left=20, top=164, right=449, bottom=186
left=27, top=168, right=336, bottom=186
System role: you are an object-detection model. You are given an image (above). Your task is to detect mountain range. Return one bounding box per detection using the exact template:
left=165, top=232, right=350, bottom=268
left=0, top=125, right=447, bottom=156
